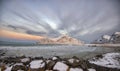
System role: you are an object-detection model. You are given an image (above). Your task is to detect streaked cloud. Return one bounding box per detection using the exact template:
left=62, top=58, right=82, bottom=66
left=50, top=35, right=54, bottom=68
left=0, top=0, right=120, bottom=42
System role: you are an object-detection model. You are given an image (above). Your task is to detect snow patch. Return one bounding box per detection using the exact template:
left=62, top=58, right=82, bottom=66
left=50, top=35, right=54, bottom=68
left=53, top=62, right=69, bottom=71
left=52, top=57, right=58, bottom=60
left=88, top=68, right=96, bottom=71
left=4, top=66, right=12, bottom=71
left=30, top=60, right=45, bottom=69
left=68, top=59, right=74, bottom=63
left=89, top=53, right=120, bottom=69
left=14, top=63, right=23, bottom=66
left=70, top=68, right=83, bottom=71
left=21, top=58, right=30, bottom=63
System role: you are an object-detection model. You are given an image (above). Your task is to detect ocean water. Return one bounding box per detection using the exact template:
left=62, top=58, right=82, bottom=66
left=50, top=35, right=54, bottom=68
left=0, top=45, right=120, bottom=59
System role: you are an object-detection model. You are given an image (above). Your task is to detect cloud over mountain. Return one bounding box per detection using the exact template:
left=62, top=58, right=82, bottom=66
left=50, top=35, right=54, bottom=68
left=0, top=0, right=120, bottom=42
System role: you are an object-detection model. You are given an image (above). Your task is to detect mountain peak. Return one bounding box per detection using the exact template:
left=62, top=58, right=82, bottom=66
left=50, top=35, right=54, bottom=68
left=38, top=35, right=84, bottom=45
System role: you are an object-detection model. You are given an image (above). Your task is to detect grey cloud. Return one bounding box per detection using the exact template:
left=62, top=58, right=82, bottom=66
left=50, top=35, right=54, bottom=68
left=0, top=0, right=120, bottom=42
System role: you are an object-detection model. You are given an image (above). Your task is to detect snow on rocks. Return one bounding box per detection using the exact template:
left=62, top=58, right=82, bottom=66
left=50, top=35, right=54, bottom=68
left=29, top=59, right=45, bottom=71
left=14, top=63, right=23, bottom=66
left=68, top=59, right=74, bottom=63
left=20, top=57, right=31, bottom=65
left=30, top=60, right=45, bottom=68
left=69, top=68, right=83, bottom=71
left=52, top=56, right=58, bottom=60
left=53, top=62, right=69, bottom=71
left=88, top=68, right=96, bottom=71
left=67, top=57, right=81, bottom=67
left=89, top=53, right=120, bottom=69
left=21, top=58, right=30, bottom=63
left=4, top=66, right=12, bottom=71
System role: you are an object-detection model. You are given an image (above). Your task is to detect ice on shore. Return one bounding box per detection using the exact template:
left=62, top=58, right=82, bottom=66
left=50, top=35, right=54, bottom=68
left=89, top=53, right=120, bottom=69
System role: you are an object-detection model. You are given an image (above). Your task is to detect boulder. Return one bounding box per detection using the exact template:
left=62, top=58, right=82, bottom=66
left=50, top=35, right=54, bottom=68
left=29, top=60, right=45, bottom=71
left=46, top=60, right=56, bottom=70
left=11, top=63, right=27, bottom=71
left=53, top=62, right=69, bottom=71
left=21, top=57, right=31, bottom=65
left=0, top=64, right=6, bottom=71
left=66, top=57, right=81, bottom=67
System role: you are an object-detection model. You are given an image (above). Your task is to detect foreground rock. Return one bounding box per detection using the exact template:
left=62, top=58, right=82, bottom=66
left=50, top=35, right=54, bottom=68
left=53, top=62, right=69, bottom=71
left=0, top=52, right=120, bottom=71
left=29, top=60, right=45, bottom=71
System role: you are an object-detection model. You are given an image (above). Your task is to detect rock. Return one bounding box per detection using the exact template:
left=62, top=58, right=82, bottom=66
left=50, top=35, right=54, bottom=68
left=2, top=57, right=21, bottom=64
left=11, top=63, right=27, bottom=71
left=53, top=62, right=69, bottom=71
left=0, top=64, right=6, bottom=71
left=21, top=58, right=31, bottom=65
left=67, top=57, right=81, bottom=67
left=69, top=68, right=83, bottom=71
left=34, top=57, right=44, bottom=60
left=80, top=60, right=89, bottom=70
left=29, top=60, right=45, bottom=71
left=46, top=60, right=56, bottom=70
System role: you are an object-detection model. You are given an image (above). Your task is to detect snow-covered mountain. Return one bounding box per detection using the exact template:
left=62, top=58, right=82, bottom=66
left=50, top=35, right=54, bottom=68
left=38, top=35, right=84, bottom=45
left=92, top=32, right=120, bottom=44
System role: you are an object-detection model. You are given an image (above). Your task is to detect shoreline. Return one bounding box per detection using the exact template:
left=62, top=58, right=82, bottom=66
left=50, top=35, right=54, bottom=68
left=85, top=44, right=120, bottom=47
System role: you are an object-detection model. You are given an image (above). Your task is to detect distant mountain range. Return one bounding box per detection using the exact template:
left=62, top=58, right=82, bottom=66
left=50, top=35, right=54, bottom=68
left=92, top=32, right=120, bottom=44
left=37, top=35, right=84, bottom=45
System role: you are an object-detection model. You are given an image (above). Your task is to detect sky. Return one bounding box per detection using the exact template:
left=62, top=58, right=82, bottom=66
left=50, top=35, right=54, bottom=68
left=0, top=0, right=120, bottom=42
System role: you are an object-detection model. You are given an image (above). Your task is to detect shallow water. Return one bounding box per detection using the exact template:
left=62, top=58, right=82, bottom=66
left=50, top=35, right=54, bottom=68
left=0, top=45, right=120, bottom=59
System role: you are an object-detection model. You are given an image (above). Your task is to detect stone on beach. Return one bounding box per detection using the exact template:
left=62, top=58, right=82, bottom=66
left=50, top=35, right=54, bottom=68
left=11, top=63, right=27, bottom=71
left=46, top=60, right=56, bottom=70
left=53, top=62, right=69, bottom=71
left=29, top=60, right=45, bottom=71
left=20, top=57, right=31, bottom=65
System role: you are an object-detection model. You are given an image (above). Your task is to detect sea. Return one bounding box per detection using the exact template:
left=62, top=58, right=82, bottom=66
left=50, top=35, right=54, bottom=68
left=0, top=45, right=120, bottom=59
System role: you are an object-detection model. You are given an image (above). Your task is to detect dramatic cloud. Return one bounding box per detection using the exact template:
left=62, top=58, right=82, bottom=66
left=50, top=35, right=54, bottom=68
left=0, top=0, right=120, bottom=42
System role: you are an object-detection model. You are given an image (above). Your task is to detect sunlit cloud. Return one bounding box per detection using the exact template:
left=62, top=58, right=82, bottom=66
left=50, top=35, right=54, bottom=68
left=0, top=29, right=44, bottom=40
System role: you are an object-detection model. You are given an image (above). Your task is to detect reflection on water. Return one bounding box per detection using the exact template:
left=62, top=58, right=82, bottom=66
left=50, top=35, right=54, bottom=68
left=0, top=45, right=120, bottom=59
